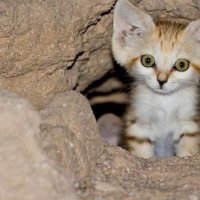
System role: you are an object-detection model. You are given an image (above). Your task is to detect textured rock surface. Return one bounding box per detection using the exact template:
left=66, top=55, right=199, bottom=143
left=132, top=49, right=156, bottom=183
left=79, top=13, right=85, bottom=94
left=133, top=0, right=200, bottom=21
left=0, top=0, right=116, bottom=109
left=37, top=90, right=200, bottom=200
left=1, top=89, right=200, bottom=199
left=0, top=90, right=77, bottom=200
left=39, top=90, right=104, bottom=178
left=1, top=0, right=200, bottom=199
left=92, top=146, right=200, bottom=200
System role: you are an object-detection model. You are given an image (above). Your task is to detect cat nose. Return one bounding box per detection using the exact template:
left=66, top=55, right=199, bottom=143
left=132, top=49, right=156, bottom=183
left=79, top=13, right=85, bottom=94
left=157, top=79, right=167, bottom=87
left=157, top=72, right=167, bottom=87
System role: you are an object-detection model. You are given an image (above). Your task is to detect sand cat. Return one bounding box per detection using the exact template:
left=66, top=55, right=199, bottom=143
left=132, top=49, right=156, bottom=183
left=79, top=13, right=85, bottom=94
left=112, top=0, right=200, bottom=158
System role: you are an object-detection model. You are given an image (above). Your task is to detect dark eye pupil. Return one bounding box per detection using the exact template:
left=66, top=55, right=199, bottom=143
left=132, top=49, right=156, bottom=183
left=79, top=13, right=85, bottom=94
left=146, top=58, right=151, bottom=63
left=180, top=62, right=184, bottom=68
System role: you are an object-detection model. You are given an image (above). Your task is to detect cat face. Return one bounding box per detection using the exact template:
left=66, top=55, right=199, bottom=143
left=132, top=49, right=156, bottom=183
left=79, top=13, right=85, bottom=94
left=112, top=0, right=200, bottom=95
left=130, top=22, right=199, bottom=94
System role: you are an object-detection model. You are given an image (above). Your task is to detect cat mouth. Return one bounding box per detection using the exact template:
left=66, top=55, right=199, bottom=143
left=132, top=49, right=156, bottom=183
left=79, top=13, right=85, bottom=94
left=150, top=87, right=173, bottom=95
left=144, top=82, right=177, bottom=95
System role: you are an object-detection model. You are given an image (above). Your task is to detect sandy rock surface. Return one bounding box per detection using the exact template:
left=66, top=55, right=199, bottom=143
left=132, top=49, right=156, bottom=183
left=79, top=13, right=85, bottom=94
left=1, top=0, right=200, bottom=199
left=39, top=90, right=200, bottom=199
left=1, top=89, right=200, bottom=199
left=39, top=90, right=200, bottom=200
left=0, top=90, right=77, bottom=200
left=93, top=146, right=200, bottom=200
left=39, top=90, right=104, bottom=178
left=133, top=0, right=200, bottom=21
left=0, top=0, right=116, bottom=109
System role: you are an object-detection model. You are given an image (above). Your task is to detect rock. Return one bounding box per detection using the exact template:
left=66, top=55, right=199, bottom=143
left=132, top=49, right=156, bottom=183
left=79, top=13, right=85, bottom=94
left=39, top=90, right=104, bottom=178
left=1, top=88, right=200, bottom=200
left=133, top=0, right=200, bottom=21
left=1, top=0, right=200, bottom=199
left=0, top=90, right=77, bottom=200
left=0, top=0, right=116, bottom=109
left=37, top=89, right=200, bottom=199
left=80, top=145, right=200, bottom=200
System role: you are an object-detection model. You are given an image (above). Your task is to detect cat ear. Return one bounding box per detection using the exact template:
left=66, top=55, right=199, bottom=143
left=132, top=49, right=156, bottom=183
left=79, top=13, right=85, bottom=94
left=184, top=19, right=200, bottom=42
left=112, top=0, right=154, bottom=65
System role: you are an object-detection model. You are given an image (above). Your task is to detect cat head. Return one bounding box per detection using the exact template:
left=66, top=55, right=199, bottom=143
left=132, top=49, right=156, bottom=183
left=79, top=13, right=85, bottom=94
left=112, top=0, right=200, bottom=95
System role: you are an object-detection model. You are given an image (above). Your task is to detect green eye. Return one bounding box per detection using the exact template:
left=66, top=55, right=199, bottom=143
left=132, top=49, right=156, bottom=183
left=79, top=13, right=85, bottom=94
left=141, top=55, right=155, bottom=68
left=174, top=59, right=190, bottom=72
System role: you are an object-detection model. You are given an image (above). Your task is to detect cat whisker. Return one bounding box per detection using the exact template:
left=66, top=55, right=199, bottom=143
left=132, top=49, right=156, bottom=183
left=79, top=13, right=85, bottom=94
left=176, top=87, right=198, bottom=105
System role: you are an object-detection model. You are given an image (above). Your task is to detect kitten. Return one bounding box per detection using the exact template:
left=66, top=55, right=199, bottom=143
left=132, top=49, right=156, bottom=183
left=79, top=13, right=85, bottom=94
left=112, top=0, right=200, bottom=158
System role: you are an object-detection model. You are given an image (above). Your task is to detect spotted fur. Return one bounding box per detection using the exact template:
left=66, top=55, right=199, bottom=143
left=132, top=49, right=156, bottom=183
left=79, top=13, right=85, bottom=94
left=112, top=0, right=200, bottom=158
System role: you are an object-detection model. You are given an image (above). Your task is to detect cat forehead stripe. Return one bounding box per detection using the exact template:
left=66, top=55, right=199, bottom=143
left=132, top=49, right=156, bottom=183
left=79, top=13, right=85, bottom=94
left=154, top=20, right=187, bottom=52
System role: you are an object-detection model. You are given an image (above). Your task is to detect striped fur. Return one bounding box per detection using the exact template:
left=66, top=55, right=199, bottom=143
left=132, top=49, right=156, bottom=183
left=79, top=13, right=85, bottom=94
left=113, top=0, right=200, bottom=158
left=154, top=20, right=187, bottom=52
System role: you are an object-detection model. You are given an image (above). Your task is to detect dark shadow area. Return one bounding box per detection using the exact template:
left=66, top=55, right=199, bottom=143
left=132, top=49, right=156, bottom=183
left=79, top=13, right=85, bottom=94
left=113, top=60, right=133, bottom=87
left=92, top=102, right=127, bottom=120
left=83, top=59, right=133, bottom=120
left=82, top=69, right=116, bottom=95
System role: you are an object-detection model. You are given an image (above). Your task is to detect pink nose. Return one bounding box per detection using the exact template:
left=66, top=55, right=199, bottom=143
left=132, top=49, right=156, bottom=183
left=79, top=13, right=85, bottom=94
left=157, top=71, right=168, bottom=87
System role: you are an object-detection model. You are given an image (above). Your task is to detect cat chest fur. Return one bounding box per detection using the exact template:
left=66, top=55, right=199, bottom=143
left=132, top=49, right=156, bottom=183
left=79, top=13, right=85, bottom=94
left=129, top=85, right=197, bottom=140
left=125, top=85, right=198, bottom=157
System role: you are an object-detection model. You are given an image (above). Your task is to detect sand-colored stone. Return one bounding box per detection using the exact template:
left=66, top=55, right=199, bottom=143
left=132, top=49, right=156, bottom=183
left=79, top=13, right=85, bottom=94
left=39, top=91, right=104, bottom=178
left=0, top=90, right=77, bottom=200
left=1, top=0, right=200, bottom=199
left=1, top=89, right=200, bottom=199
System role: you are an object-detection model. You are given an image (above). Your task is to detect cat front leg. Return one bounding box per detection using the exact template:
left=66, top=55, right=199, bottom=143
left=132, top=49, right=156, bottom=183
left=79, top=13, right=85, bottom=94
left=175, top=120, right=200, bottom=157
left=176, top=132, right=200, bottom=157
left=123, top=123, right=154, bottom=159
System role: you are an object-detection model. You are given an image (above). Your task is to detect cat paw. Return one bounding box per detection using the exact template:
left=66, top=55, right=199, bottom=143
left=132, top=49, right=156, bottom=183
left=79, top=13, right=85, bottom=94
left=176, top=150, right=198, bottom=158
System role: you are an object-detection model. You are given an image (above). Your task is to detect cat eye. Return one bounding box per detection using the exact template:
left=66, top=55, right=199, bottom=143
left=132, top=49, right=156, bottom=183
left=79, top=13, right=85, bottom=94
left=141, top=55, right=155, bottom=68
left=174, top=59, right=190, bottom=72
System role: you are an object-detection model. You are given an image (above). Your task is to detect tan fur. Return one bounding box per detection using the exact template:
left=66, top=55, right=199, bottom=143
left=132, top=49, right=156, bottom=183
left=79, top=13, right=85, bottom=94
left=157, top=71, right=168, bottom=82
left=154, top=20, right=187, bottom=52
left=191, top=63, right=200, bottom=74
left=127, top=57, right=140, bottom=68
left=123, top=20, right=200, bottom=158
left=113, top=0, right=200, bottom=158
left=176, top=135, right=200, bottom=157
